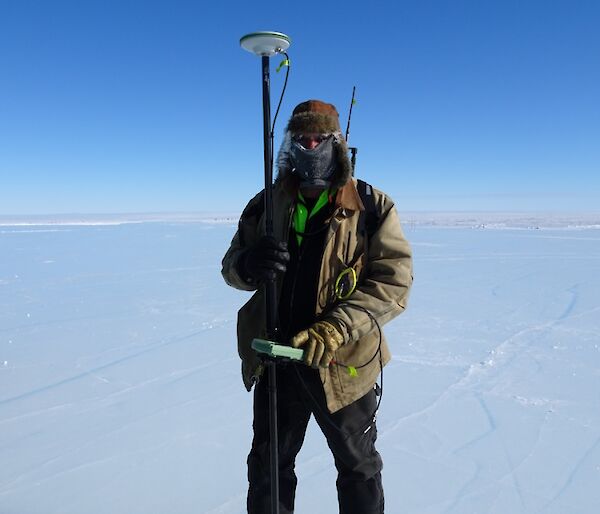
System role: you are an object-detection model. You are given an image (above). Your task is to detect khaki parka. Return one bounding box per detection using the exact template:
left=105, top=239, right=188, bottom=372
left=221, top=177, right=413, bottom=413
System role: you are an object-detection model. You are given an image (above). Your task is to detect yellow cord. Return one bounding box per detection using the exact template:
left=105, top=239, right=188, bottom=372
left=334, top=267, right=357, bottom=300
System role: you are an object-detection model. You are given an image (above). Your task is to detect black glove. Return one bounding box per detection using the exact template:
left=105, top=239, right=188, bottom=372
left=240, top=236, right=290, bottom=283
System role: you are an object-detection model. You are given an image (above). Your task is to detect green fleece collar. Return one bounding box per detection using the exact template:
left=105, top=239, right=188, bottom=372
left=293, top=189, right=334, bottom=246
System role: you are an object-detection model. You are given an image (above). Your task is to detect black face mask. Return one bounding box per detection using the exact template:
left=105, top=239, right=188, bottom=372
left=290, top=136, right=336, bottom=188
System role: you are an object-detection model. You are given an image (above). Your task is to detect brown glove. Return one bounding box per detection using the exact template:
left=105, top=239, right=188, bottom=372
left=290, top=320, right=344, bottom=368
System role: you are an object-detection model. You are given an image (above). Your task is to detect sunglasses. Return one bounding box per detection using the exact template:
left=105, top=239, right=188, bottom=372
left=292, top=133, right=331, bottom=148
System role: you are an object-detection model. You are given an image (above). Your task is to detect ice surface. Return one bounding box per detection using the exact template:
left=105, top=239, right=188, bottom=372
left=1, top=221, right=599, bottom=513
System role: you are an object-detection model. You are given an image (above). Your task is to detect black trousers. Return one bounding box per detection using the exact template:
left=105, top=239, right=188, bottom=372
left=247, top=363, right=384, bottom=514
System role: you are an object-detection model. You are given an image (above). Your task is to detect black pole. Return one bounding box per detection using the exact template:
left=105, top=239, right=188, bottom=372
left=261, top=56, right=273, bottom=238
left=267, top=360, right=279, bottom=514
left=260, top=54, right=280, bottom=514
left=261, top=57, right=278, bottom=336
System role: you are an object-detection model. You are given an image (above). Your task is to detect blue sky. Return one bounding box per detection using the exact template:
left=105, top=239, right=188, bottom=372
left=0, top=0, right=598, bottom=214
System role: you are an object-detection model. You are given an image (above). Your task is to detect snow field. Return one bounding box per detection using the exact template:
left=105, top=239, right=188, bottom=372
left=1, top=222, right=599, bottom=513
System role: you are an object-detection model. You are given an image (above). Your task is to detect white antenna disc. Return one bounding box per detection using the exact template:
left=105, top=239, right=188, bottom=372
left=240, top=31, right=291, bottom=56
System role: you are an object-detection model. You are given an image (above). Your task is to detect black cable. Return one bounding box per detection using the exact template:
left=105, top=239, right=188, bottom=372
left=333, top=303, right=383, bottom=369
left=335, top=303, right=384, bottom=419
left=271, top=51, right=290, bottom=138
left=269, top=51, right=290, bottom=178
left=292, top=303, right=384, bottom=438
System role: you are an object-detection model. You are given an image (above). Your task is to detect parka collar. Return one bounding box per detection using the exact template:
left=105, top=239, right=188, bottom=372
left=334, top=179, right=365, bottom=213
left=279, top=176, right=364, bottom=214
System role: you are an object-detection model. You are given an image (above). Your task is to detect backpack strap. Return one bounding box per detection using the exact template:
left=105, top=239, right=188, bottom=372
left=357, top=179, right=379, bottom=238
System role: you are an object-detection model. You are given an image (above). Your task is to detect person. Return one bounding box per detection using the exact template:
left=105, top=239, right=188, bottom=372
left=222, top=99, right=413, bottom=514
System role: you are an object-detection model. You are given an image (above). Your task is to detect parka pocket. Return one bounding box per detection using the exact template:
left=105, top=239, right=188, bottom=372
left=334, top=331, right=382, bottom=395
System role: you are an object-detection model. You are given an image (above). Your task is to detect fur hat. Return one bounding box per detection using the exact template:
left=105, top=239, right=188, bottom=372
left=276, top=99, right=353, bottom=190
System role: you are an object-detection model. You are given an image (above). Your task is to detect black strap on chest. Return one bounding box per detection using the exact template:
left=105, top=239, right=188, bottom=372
left=357, top=179, right=380, bottom=239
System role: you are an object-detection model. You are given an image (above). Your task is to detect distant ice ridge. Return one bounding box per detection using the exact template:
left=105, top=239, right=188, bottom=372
left=399, top=211, right=600, bottom=230
left=1, top=211, right=600, bottom=229
left=0, top=212, right=239, bottom=227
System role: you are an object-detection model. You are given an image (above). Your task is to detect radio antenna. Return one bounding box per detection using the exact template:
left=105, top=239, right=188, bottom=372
left=344, top=86, right=358, bottom=172
left=345, top=86, right=356, bottom=142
